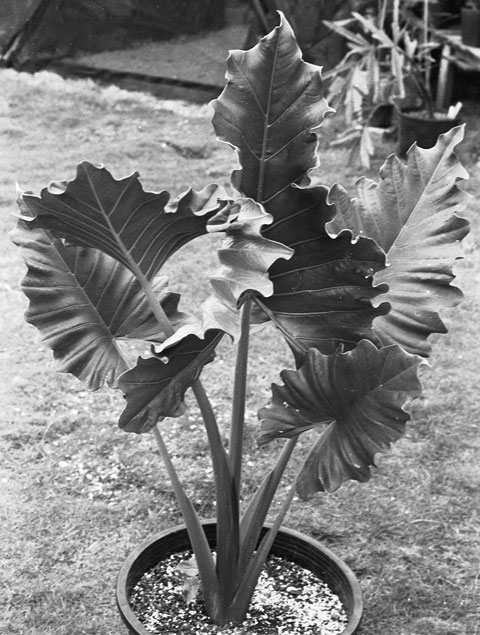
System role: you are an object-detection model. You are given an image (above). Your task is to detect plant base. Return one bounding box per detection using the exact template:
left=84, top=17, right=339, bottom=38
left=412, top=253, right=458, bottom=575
left=116, top=522, right=363, bottom=635
left=130, top=550, right=348, bottom=633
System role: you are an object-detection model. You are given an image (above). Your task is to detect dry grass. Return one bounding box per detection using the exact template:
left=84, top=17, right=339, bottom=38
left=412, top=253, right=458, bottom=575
left=1, top=68, right=479, bottom=635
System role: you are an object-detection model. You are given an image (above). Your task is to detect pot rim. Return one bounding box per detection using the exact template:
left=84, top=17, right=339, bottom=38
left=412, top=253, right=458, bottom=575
left=396, top=108, right=461, bottom=125
left=116, top=520, right=363, bottom=635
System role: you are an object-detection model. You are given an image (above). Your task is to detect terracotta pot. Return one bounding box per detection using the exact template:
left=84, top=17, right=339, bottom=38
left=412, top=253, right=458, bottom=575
left=461, top=8, right=480, bottom=47
left=116, top=521, right=363, bottom=635
left=397, top=109, right=461, bottom=156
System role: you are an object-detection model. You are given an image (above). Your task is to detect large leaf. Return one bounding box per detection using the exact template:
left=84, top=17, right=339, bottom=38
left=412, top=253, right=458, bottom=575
left=261, top=231, right=390, bottom=357
left=212, top=14, right=333, bottom=203
left=212, top=14, right=389, bottom=357
left=118, top=330, right=224, bottom=433
left=18, top=162, right=225, bottom=281
left=18, top=164, right=292, bottom=338
left=258, top=340, right=422, bottom=494
left=16, top=164, right=296, bottom=415
left=11, top=221, right=189, bottom=390
left=328, top=127, right=471, bottom=356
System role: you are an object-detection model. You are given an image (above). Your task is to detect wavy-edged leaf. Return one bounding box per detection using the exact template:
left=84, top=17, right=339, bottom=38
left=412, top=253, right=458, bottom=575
left=118, top=330, right=223, bottom=433
left=212, top=14, right=389, bottom=357
left=212, top=13, right=334, bottom=246
left=18, top=162, right=225, bottom=281
left=209, top=197, right=292, bottom=320
left=212, top=13, right=333, bottom=204
left=328, top=126, right=471, bottom=356
left=258, top=340, right=422, bottom=494
left=18, top=163, right=295, bottom=345
left=261, top=231, right=390, bottom=357
left=11, top=221, right=189, bottom=390
left=211, top=12, right=335, bottom=253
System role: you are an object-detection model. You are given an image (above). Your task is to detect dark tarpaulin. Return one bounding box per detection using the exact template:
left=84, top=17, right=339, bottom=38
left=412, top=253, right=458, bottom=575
left=0, top=0, right=44, bottom=48
left=1, top=0, right=225, bottom=66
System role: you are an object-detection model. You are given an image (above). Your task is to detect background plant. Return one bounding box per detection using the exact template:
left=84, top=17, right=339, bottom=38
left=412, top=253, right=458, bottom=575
left=324, top=0, right=446, bottom=166
left=9, top=13, right=471, bottom=629
left=465, top=0, right=480, bottom=10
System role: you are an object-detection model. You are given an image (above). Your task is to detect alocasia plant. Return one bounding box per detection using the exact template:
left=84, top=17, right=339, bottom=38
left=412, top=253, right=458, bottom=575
left=11, top=13, right=470, bottom=627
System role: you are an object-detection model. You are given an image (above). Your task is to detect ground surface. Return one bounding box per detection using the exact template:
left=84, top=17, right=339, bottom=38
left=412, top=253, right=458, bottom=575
left=71, top=24, right=250, bottom=88
left=1, top=67, right=480, bottom=635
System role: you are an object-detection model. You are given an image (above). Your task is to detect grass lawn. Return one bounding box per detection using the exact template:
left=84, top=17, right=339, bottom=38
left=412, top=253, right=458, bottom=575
left=1, top=67, right=479, bottom=635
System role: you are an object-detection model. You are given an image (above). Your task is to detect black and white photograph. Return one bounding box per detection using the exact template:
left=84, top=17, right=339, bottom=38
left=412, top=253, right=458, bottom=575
left=1, top=2, right=479, bottom=634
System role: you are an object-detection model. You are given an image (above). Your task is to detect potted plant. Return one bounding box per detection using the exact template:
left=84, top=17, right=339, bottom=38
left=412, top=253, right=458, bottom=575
left=394, top=0, right=463, bottom=154
left=324, top=0, right=463, bottom=162
left=461, top=0, right=480, bottom=46
left=323, top=2, right=407, bottom=166
left=10, top=13, right=470, bottom=634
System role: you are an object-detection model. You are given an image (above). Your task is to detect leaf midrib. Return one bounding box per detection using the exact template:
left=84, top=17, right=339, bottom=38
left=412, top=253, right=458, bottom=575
left=385, top=153, right=454, bottom=261
left=257, top=33, right=280, bottom=203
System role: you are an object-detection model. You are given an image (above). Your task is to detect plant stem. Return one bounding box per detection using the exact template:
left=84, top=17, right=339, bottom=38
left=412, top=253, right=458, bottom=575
left=229, top=295, right=253, bottom=496
left=142, top=276, right=219, bottom=464
left=192, top=380, right=225, bottom=469
left=192, top=378, right=240, bottom=612
left=239, top=437, right=298, bottom=571
left=191, top=378, right=240, bottom=535
left=409, top=68, right=435, bottom=117
left=241, top=438, right=298, bottom=538
left=139, top=273, right=176, bottom=338
left=227, top=479, right=298, bottom=624
left=392, top=0, right=400, bottom=43
left=379, top=0, right=386, bottom=30
left=151, top=425, right=219, bottom=615
left=266, top=477, right=297, bottom=538
left=422, top=0, right=433, bottom=114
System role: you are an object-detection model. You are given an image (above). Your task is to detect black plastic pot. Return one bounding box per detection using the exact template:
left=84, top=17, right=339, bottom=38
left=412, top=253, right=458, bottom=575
left=116, top=521, right=363, bottom=635
left=397, top=109, right=461, bottom=156
left=461, top=8, right=480, bottom=47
